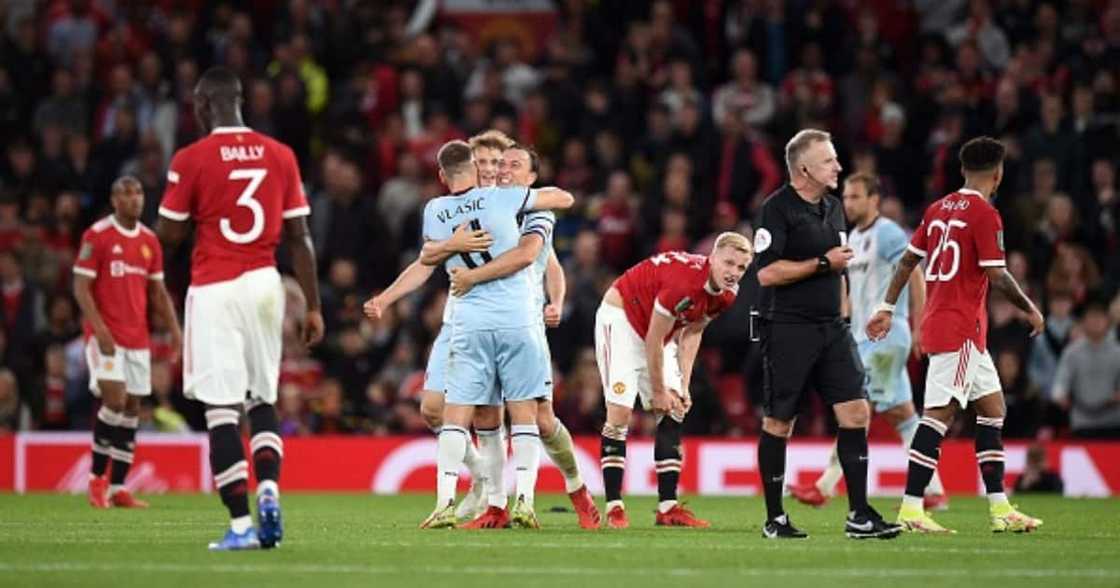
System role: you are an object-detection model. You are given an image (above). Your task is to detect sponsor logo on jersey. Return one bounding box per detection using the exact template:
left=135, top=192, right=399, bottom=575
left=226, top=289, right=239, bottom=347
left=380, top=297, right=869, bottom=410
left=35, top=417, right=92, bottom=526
left=612, top=382, right=626, bottom=395
left=111, top=244, right=123, bottom=255
left=754, top=228, right=772, bottom=253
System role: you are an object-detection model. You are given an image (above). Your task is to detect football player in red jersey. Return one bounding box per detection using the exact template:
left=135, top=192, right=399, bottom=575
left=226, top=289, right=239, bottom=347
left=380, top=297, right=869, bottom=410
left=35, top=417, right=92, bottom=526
left=74, top=176, right=181, bottom=510
left=594, top=233, right=752, bottom=528
left=156, top=67, right=324, bottom=551
left=868, top=137, right=1045, bottom=534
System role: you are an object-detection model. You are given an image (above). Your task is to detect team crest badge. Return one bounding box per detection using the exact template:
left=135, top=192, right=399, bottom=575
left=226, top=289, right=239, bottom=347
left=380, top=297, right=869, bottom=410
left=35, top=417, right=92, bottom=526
left=140, top=244, right=152, bottom=260
left=78, top=243, right=92, bottom=260
left=612, top=382, right=626, bottom=395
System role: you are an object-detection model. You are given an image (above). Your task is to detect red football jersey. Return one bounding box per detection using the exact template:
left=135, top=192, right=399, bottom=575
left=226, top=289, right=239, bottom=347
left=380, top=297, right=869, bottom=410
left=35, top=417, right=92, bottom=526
left=615, top=251, right=738, bottom=341
left=158, top=126, right=309, bottom=286
left=908, top=188, right=1006, bottom=354
left=73, top=215, right=164, bottom=349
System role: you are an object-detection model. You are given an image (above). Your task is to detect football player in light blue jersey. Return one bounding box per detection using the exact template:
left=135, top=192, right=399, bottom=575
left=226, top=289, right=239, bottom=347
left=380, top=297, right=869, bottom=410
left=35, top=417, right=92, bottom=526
left=366, top=131, right=511, bottom=526
left=448, top=144, right=601, bottom=530
left=789, top=172, right=948, bottom=510
left=418, top=140, right=574, bottom=529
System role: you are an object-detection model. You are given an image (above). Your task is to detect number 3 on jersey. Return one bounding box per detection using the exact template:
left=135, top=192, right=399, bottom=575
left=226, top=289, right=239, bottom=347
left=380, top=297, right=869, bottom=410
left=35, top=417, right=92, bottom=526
left=220, top=168, right=267, bottom=244
left=924, top=219, right=966, bottom=282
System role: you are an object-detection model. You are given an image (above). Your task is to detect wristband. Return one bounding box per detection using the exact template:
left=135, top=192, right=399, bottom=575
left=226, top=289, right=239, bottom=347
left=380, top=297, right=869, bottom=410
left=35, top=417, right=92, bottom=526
left=875, top=302, right=896, bottom=314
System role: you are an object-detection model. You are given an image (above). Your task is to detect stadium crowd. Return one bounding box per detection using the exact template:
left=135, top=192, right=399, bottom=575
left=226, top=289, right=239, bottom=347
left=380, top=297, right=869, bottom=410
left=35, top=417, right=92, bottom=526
left=0, top=0, right=1118, bottom=440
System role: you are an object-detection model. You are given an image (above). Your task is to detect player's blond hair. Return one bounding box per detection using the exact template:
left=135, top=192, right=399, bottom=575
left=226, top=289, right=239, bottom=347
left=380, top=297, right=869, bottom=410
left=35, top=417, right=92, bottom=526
left=713, top=231, right=752, bottom=256
left=468, top=129, right=515, bottom=152
left=785, top=129, right=832, bottom=175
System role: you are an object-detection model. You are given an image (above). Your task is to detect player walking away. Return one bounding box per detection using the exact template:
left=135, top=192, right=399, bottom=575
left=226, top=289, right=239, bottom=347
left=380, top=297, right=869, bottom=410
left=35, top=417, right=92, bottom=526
left=867, top=137, right=1044, bottom=534
left=156, top=67, right=324, bottom=551
left=755, top=130, right=900, bottom=540
left=593, top=235, right=752, bottom=529
left=74, top=176, right=181, bottom=509
left=446, top=144, right=600, bottom=529
left=788, top=172, right=948, bottom=511
left=418, top=140, right=574, bottom=529
left=364, top=130, right=512, bottom=524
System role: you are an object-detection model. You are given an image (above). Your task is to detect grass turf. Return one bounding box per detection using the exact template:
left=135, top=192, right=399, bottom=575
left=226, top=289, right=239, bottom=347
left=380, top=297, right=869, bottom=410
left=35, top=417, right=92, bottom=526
left=0, top=493, right=1116, bottom=588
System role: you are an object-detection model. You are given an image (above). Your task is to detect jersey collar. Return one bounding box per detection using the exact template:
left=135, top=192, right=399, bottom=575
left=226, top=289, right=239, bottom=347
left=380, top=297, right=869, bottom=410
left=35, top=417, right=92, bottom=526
left=211, top=126, right=252, bottom=134
left=110, top=215, right=140, bottom=238
left=958, top=187, right=983, bottom=197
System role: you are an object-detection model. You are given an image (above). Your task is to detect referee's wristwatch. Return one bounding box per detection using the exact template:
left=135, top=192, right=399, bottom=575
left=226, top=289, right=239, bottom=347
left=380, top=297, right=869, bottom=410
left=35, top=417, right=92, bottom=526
left=816, top=255, right=831, bottom=274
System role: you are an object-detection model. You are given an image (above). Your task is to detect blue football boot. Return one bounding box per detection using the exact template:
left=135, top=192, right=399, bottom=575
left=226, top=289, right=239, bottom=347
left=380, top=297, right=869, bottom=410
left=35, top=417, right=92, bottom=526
left=257, top=491, right=283, bottom=548
left=208, top=527, right=261, bottom=551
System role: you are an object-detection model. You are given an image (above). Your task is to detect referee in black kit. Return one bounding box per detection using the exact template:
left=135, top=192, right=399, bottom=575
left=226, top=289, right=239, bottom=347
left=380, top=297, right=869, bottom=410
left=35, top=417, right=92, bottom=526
left=753, top=129, right=901, bottom=540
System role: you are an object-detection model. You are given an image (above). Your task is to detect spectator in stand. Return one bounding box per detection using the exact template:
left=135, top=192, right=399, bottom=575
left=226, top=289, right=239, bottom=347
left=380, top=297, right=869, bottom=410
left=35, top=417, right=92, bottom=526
left=1051, top=298, right=1120, bottom=438
left=0, top=368, right=20, bottom=432
left=1013, top=443, right=1064, bottom=494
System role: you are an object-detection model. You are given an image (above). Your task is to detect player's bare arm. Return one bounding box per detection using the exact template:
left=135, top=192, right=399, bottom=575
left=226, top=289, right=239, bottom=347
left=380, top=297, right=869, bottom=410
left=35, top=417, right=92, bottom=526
left=527, top=187, right=575, bottom=211
left=645, top=309, right=684, bottom=416
left=543, top=250, right=565, bottom=328
left=984, top=266, right=1044, bottom=336
left=448, top=234, right=543, bottom=297
left=840, top=273, right=850, bottom=319
left=73, top=275, right=115, bottom=355
left=757, top=245, right=852, bottom=287
left=675, top=321, right=706, bottom=413
left=419, top=223, right=494, bottom=266
left=907, top=265, right=926, bottom=357
left=866, top=250, right=921, bottom=341
left=363, top=258, right=435, bottom=321
left=148, top=279, right=183, bottom=361
left=154, top=217, right=190, bottom=249
left=283, top=216, right=324, bottom=347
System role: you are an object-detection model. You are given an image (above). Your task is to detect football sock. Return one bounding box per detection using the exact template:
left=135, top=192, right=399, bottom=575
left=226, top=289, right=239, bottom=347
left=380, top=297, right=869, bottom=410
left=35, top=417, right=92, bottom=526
left=510, top=424, right=541, bottom=507
left=904, top=416, right=946, bottom=501
left=206, top=406, right=250, bottom=522
left=541, top=420, right=584, bottom=493
left=476, top=426, right=506, bottom=508
left=976, top=416, right=1008, bottom=504
left=436, top=425, right=469, bottom=508
left=815, top=444, right=843, bottom=496
left=896, top=413, right=946, bottom=495
left=600, top=424, right=627, bottom=506
left=837, top=427, right=870, bottom=512
left=109, top=413, right=139, bottom=488
left=758, top=430, right=787, bottom=521
left=654, top=416, right=683, bottom=510
left=90, top=406, right=118, bottom=477
left=462, top=433, right=483, bottom=481
left=248, top=402, right=282, bottom=497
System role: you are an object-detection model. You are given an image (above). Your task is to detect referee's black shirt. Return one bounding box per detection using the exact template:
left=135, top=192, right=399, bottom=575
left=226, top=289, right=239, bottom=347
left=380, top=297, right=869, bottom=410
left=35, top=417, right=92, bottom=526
left=754, top=183, right=846, bottom=323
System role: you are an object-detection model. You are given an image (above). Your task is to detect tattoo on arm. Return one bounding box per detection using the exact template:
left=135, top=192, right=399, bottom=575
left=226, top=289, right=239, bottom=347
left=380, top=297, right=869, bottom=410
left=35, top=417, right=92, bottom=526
left=989, top=269, right=1036, bottom=314
left=884, top=251, right=920, bottom=305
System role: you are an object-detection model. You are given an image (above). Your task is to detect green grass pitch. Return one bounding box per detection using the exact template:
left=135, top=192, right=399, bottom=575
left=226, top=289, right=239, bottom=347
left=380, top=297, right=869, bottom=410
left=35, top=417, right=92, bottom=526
left=0, top=494, right=1116, bottom=588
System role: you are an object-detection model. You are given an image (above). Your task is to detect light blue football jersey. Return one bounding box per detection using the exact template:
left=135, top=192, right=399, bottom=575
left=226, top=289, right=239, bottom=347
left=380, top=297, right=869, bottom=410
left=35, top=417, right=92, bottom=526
left=848, top=216, right=911, bottom=343
left=422, top=185, right=539, bottom=332
left=520, top=209, right=556, bottom=312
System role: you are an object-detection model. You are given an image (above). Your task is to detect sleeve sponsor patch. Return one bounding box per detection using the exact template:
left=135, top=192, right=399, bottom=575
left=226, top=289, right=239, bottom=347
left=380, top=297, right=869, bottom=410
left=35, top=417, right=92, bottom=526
left=674, top=297, right=694, bottom=314
left=78, top=242, right=93, bottom=260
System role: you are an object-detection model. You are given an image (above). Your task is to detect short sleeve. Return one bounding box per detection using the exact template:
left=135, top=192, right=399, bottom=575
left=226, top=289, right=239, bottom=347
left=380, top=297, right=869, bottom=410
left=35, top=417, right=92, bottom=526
left=73, top=229, right=100, bottom=278
left=754, top=199, right=787, bottom=269
left=420, top=199, right=437, bottom=243
left=654, top=287, right=692, bottom=319
left=973, top=206, right=1006, bottom=267
left=521, top=210, right=555, bottom=241
left=159, top=150, right=192, bottom=221
left=908, top=216, right=929, bottom=258
left=877, top=223, right=908, bottom=264
left=519, top=187, right=539, bottom=212
left=148, top=236, right=164, bottom=280
left=281, top=147, right=310, bottom=219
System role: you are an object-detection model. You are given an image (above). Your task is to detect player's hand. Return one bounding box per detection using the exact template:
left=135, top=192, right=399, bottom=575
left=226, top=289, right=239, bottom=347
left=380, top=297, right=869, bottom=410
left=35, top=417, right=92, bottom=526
left=865, top=310, right=893, bottom=341
left=825, top=246, right=855, bottom=271
left=448, top=267, right=477, bottom=297
left=679, top=389, right=693, bottom=414
left=363, top=295, right=386, bottom=321
left=652, top=389, right=683, bottom=415
left=303, top=309, right=325, bottom=347
left=1027, top=308, right=1045, bottom=337
left=543, top=303, right=562, bottom=327
left=448, top=222, right=494, bottom=253
left=94, top=327, right=116, bottom=356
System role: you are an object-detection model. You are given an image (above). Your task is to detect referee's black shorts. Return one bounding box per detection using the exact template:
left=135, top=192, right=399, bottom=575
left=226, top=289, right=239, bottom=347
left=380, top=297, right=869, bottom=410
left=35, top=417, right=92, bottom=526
left=761, top=318, right=867, bottom=421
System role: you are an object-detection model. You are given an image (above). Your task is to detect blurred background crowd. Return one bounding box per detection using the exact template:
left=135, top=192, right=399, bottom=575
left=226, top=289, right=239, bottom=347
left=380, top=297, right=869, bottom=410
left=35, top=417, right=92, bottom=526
left=1, top=0, right=1118, bottom=441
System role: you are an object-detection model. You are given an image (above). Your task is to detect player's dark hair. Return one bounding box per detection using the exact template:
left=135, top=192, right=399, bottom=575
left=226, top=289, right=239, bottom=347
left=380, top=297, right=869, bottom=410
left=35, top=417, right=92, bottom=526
left=959, top=136, right=1005, bottom=172
left=507, top=143, right=540, bottom=175
left=436, top=140, right=473, bottom=175
left=111, top=175, right=142, bottom=193
left=844, top=172, right=880, bottom=197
